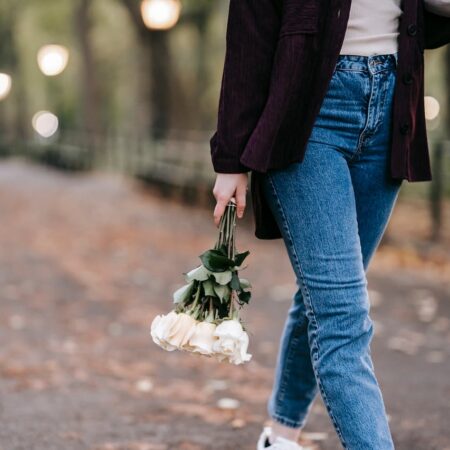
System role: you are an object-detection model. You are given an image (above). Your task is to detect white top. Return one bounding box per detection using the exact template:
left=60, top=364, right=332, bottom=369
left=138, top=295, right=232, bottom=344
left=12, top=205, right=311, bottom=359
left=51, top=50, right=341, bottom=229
left=340, top=0, right=450, bottom=56
left=340, top=0, right=402, bottom=56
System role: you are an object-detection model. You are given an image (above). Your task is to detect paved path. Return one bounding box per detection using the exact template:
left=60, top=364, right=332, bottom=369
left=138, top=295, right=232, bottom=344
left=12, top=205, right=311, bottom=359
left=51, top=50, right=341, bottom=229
left=0, top=160, right=448, bottom=450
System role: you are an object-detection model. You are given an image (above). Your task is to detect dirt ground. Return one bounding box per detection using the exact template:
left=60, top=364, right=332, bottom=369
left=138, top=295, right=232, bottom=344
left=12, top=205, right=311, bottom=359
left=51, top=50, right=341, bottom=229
left=0, top=159, right=449, bottom=450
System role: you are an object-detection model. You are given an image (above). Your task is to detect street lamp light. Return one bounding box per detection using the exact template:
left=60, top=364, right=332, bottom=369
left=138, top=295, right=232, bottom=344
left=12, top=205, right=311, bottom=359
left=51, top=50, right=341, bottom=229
left=0, top=73, right=12, bottom=101
left=37, top=45, right=70, bottom=76
left=424, top=96, right=440, bottom=121
left=32, top=110, right=59, bottom=138
left=140, top=0, right=181, bottom=30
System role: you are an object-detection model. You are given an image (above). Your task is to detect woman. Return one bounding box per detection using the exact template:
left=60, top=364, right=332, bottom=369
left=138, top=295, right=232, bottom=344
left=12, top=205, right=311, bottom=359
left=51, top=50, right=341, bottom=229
left=210, top=1, right=450, bottom=449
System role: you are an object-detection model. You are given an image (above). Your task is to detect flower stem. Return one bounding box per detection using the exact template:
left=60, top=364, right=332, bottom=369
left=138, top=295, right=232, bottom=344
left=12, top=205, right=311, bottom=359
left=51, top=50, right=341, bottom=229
left=214, top=199, right=237, bottom=260
left=214, top=200, right=238, bottom=322
left=185, top=284, right=202, bottom=319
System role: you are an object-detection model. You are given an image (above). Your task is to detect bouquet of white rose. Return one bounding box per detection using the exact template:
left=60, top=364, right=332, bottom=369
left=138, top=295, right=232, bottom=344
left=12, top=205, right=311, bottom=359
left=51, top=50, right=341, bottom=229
left=150, top=198, right=253, bottom=365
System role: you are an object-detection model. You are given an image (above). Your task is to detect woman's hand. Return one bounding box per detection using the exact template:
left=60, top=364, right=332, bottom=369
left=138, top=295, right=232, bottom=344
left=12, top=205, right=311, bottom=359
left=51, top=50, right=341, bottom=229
left=212, top=173, right=249, bottom=227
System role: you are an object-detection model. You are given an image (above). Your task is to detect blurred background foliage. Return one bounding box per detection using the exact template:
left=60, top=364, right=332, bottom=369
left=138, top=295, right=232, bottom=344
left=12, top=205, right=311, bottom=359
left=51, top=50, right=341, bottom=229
left=0, top=0, right=230, bottom=139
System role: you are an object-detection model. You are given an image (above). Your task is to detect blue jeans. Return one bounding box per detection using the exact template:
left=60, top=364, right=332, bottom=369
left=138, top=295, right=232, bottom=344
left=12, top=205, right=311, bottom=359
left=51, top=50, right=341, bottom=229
left=261, top=54, right=402, bottom=450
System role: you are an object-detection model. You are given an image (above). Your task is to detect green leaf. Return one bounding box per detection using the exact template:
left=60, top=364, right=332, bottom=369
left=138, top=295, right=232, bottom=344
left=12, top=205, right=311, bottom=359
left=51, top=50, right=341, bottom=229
left=202, top=279, right=217, bottom=297
left=238, top=290, right=251, bottom=304
left=185, top=264, right=210, bottom=282
left=234, top=250, right=250, bottom=267
left=199, top=249, right=235, bottom=272
left=216, top=243, right=229, bottom=256
left=239, top=278, right=252, bottom=291
left=211, top=270, right=232, bottom=285
left=213, top=284, right=231, bottom=302
left=230, top=271, right=241, bottom=290
left=173, top=281, right=195, bottom=304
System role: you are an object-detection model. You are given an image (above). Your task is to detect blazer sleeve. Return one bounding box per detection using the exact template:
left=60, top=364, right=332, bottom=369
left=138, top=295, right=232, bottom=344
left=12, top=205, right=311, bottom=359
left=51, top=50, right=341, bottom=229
left=424, top=9, right=450, bottom=48
left=209, top=0, right=281, bottom=173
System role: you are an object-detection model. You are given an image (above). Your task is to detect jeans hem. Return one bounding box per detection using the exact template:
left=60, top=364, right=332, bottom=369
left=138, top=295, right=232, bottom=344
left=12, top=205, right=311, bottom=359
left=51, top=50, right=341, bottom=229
left=269, top=412, right=306, bottom=429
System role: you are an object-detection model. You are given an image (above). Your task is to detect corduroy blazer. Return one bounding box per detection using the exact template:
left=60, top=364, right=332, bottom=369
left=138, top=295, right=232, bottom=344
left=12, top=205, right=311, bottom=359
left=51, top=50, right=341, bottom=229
left=209, top=0, right=450, bottom=239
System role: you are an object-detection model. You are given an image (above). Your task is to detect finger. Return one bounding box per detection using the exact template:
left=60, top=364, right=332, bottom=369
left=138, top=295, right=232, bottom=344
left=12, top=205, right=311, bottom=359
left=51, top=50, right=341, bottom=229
left=213, top=196, right=229, bottom=227
left=235, top=185, right=246, bottom=219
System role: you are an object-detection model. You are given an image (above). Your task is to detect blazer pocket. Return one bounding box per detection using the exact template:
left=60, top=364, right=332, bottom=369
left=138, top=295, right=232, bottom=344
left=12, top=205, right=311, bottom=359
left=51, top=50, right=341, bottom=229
left=278, top=0, right=320, bottom=38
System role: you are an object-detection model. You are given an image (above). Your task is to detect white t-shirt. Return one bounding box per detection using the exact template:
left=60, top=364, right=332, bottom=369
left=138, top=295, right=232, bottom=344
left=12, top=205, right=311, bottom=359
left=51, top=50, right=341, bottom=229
left=340, top=0, right=450, bottom=56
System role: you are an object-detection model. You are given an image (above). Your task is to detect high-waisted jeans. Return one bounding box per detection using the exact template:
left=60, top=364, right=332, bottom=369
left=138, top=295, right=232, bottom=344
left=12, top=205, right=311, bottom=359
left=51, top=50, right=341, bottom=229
left=261, top=53, right=401, bottom=449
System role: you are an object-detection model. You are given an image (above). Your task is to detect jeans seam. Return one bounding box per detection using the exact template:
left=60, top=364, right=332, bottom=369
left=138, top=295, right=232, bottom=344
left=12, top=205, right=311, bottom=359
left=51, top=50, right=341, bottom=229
left=356, top=69, right=394, bottom=155
left=351, top=70, right=375, bottom=162
left=271, top=299, right=312, bottom=422
left=275, top=327, right=302, bottom=405
left=361, top=74, right=383, bottom=147
left=266, top=172, right=348, bottom=448
left=373, top=68, right=394, bottom=137
left=371, top=74, right=386, bottom=139
left=334, top=68, right=367, bottom=73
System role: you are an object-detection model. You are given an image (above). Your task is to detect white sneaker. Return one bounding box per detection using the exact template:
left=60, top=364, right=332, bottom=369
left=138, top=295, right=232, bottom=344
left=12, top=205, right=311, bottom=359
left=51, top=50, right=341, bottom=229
left=257, top=426, right=305, bottom=450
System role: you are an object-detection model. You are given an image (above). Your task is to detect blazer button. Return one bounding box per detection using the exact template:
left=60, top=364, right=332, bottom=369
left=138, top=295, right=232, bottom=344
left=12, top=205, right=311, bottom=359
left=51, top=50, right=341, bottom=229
left=402, top=73, right=413, bottom=85
left=400, top=123, right=410, bottom=134
left=407, top=24, right=417, bottom=36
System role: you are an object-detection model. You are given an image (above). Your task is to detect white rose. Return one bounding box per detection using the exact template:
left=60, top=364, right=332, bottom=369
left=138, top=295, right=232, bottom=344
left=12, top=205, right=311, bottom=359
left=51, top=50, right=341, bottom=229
left=212, top=319, right=252, bottom=365
left=150, top=311, right=179, bottom=351
left=150, top=311, right=197, bottom=351
left=185, top=321, right=218, bottom=355
left=166, top=312, right=198, bottom=349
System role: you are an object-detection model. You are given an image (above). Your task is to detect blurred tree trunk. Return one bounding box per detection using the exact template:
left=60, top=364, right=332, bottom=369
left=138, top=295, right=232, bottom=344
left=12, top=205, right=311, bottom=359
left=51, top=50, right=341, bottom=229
left=0, top=13, right=11, bottom=138
left=429, top=46, right=450, bottom=242
left=446, top=45, right=450, bottom=140
left=118, top=0, right=217, bottom=134
left=75, top=0, right=103, bottom=139
left=192, top=3, right=214, bottom=129
left=0, top=2, right=28, bottom=144
left=119, top=0, right=172, bottom=139
left=142, top=30, right=172, bottom=139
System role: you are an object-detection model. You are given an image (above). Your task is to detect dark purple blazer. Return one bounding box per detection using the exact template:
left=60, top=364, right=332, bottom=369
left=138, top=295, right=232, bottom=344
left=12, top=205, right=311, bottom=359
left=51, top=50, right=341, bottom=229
left=209, top=0, right=450, bottom=240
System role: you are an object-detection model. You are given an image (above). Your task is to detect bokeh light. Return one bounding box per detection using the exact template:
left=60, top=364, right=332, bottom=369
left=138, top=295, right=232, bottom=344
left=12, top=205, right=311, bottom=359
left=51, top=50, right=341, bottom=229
left=140, top=0, right=181, bottom=30
left=37, top=45, right=70, bottom=76
left=0, top=73, right=12, bottom=101
left=424, top=96, right=440, bottom=121
left=32, top=111, right=59, bottom=138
